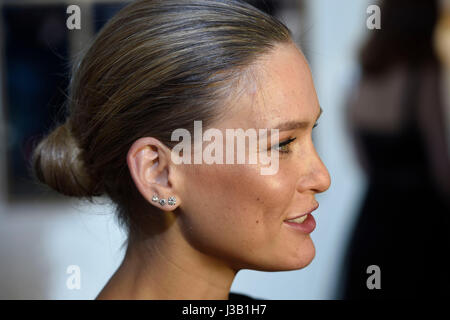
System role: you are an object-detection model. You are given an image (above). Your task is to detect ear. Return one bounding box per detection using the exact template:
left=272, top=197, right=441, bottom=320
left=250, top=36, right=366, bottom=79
left=127, top=137, right=180, bottom=211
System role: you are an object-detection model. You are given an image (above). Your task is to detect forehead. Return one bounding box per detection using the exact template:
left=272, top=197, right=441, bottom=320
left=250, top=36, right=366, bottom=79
left=219, top=42, right=319, bottom=130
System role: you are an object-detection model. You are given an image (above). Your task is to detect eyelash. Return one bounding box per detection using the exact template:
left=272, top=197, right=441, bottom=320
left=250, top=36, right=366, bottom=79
left=272, top=122, right=319, bottom=154
left=273, top=137, right=296, bottom=153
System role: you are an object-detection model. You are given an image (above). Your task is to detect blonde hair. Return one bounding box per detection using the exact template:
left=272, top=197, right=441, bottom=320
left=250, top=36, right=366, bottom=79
left=32, top=0, right=293, bottom=241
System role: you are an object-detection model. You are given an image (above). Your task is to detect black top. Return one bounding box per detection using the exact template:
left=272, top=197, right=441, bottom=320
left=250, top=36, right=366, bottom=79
left=228, top=292, right=258, bottom=300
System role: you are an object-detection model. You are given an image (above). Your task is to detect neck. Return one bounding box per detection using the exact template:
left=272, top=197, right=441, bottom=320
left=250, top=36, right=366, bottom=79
left=96, top=221, right=238, bottom=299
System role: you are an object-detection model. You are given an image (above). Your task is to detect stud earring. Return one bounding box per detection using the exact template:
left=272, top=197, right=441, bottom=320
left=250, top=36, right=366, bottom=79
left=168, top=196, right=176, bottom=206
left=152, top=194, right=176, bottom=207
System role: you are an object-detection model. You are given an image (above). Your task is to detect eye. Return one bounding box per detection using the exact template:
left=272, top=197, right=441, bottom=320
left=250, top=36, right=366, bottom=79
left=272, top=137, right=297, bottom=154
left=313, top=122, right=319, bottom=129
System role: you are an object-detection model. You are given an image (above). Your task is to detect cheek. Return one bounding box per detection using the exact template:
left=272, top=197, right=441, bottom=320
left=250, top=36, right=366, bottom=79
left=185, top=162, right=292, bottom=221
left=178, top=162, right=295, bottom=257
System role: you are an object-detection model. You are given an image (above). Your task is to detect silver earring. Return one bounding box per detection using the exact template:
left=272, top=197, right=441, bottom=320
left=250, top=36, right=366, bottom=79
left=168, top=196, right=176, bottom=206
left=152, top=194, right=175, bottom=207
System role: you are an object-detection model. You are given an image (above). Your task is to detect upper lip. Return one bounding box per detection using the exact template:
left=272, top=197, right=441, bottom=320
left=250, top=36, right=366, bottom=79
left=285, top=202, right=319, bottom=221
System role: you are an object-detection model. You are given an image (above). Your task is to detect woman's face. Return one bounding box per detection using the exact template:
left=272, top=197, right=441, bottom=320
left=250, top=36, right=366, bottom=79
left=175, top=42, right=331, bottom=271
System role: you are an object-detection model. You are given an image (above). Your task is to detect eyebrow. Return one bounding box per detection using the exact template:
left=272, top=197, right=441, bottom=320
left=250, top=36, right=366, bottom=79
left=272, top=106, right=323, bottom=131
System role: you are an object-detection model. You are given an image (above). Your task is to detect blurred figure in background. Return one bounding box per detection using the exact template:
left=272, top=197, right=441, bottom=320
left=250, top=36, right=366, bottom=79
left=338, top=0, right=450, bottom=298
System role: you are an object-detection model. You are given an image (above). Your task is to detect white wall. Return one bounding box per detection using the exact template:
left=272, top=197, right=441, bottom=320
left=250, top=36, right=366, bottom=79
left=0, top=197, right=127, bottom=299
left=0, top=0, right=371, bottom=299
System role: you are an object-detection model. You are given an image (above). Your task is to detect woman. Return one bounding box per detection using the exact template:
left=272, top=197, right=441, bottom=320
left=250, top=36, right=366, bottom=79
left=31, top=0, right=330, bottom=300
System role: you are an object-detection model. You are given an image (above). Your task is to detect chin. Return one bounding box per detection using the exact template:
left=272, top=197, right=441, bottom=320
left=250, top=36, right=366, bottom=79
left=246, top=236, right=316, bottom=272
left=283, top=238, right=316, bottom=271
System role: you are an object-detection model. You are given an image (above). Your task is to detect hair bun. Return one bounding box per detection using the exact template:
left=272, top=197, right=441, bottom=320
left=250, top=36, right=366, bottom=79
left=32, top=122, right=100, bottom=197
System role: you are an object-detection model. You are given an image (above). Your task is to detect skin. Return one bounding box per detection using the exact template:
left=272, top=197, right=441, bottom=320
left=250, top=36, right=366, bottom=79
left=96, top=41, right=331, bottom=300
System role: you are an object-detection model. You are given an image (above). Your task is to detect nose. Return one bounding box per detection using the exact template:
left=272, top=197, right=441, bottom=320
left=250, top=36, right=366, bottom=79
left=296, top=146, right=331, bottom=194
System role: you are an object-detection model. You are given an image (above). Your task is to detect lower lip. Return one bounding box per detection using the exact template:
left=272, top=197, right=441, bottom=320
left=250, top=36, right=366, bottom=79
left=283, top=214, right=316, bottom=234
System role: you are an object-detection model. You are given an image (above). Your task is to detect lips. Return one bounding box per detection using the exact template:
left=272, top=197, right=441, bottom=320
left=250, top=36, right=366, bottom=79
left=284, top=202, right=319, bottom=221
left=284, top=214, right=316, bottom=233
